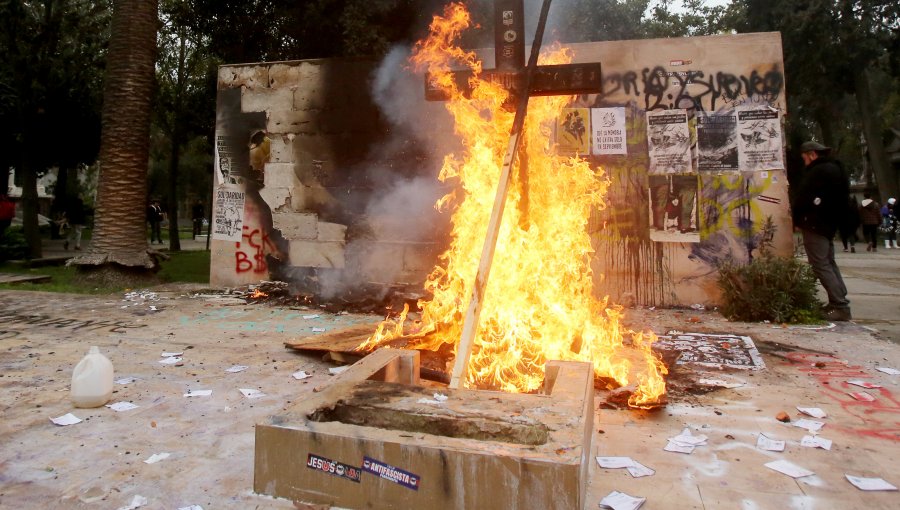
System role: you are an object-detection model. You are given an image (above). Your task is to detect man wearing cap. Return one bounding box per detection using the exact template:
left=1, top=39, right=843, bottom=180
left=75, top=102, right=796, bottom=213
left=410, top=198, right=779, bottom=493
left=791, top=141, right=852, bottom=321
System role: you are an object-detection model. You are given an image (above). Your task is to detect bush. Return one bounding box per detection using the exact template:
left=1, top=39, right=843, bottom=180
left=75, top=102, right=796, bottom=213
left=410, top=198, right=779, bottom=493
left=716, top=217, right=823, bottom=323
left=0, top=227, right=29, bottom=261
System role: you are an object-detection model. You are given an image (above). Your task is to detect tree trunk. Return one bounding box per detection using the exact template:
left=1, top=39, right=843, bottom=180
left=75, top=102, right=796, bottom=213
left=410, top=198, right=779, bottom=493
left=855, top=69, right=897, bottom=202
left=167, top=131, right=182, bottom=251
left=21, top=164, right=42, bottom=259
left=72, top=0, right=159, bottom=270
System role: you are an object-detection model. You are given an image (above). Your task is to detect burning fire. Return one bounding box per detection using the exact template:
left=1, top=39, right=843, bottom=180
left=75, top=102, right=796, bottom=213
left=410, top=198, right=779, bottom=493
left=250, top=289, right=268, bottom=299
left=360, top=3, right=666, bottom=407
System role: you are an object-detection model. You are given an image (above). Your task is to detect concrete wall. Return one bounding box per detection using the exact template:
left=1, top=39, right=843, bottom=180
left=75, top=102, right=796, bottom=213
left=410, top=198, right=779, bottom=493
left=211, top=32, right=791, bottom=307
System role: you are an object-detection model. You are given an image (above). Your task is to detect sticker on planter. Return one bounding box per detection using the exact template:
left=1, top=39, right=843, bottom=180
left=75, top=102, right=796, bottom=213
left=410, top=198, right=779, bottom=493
left=306, top=453, right=361, bottom=483
left=363, top=456, right=420, bottom=490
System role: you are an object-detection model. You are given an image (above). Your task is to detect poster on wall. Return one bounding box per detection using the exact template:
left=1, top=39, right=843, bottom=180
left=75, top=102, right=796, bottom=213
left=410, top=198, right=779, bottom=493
left=736, top=106, right=784, bottom=171
left=556, top=108, right=591, bottom=156
left=591, top=107, right=627, bottom=156
left=647, top=109, right=691, bottom=174
left=697, top=111, right=739, bottom=171
left=648, top=174, right=700, bottom=243
left=212, top=187, right=246, bottom=241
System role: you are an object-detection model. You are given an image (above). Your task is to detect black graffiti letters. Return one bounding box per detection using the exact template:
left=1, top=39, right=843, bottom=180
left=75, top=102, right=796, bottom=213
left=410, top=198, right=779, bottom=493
left=0, top=310, right=147, bottom=333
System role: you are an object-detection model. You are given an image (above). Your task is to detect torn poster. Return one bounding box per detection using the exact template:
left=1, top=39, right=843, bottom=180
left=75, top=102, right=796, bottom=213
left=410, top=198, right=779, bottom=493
left=697, top=111, right=738, bottom=171
left=736, top=106, right=784, bottom=171
left=591, top=107, right=627, bottom=155
left=652, top=332, right=766, bottom=370
left=212, top=188, right=245, bottom=241
left=647, top=109, right=692, bottom=174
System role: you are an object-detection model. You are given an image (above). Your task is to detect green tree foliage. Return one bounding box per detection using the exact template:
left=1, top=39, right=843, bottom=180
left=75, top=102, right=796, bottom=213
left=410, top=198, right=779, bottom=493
left=0, top=0, right=111, bottom=257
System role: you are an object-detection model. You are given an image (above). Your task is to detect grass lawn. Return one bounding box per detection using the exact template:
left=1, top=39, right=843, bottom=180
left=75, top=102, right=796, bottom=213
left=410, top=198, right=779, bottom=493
left=0, top=250, right=211, bottom=294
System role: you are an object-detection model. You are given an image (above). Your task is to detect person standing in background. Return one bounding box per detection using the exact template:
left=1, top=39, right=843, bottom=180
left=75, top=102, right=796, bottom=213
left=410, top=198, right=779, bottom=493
left=791, top=141, right=852, bottom=321
left=859, top=192, right=881, bottom=252
left=191, top=199, right=205, bottom=239
left=0, top=193, right=14, bottom=239
left=839, top=195, right=861, bottom=253
left=147, top=199, right=164, bottom=244
left=64, top=195, right=86, bottom=251
left=880, top=198, right=898, bottom=249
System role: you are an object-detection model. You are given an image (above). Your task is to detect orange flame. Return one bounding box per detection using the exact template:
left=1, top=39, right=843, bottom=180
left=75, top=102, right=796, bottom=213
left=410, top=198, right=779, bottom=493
left=250, top=289, right=268, bottom=299
left=361, top=3, right=666, bottom=405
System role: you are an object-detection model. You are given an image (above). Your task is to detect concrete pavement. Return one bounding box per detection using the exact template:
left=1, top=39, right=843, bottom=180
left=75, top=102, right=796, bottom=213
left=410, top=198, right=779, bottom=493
left=834, top=246, right=900, bottom=344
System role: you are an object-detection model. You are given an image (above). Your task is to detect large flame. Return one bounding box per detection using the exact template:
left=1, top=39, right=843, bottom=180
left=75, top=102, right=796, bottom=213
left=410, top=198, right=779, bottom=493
left=361, top=3, right=666, bottom=407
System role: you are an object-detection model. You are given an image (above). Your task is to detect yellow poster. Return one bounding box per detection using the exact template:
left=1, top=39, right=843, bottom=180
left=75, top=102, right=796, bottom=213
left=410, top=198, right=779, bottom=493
left=556, top=108, right=590, bottom=156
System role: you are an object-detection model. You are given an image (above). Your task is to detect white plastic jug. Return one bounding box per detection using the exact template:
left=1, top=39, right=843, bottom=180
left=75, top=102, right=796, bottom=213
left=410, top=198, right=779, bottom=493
left=70, top=346, right=114, bottom=408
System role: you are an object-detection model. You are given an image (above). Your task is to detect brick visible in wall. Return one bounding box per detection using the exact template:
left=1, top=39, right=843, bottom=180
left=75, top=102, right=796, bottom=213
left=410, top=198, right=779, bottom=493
left=273, top=212, right=318, bottom=240
left=242, top=87, right=294, bottom=113
left=218, top=66, right=269, bottom=89
left=317, top=222, right=347, bottom=242
left=268, top=111, right=317, bottom=135
left=268, top=63, right=302, bottom=89
left=268, top=135, right=294, bottom=163
left=289, top=240, right=345, bottom=268
left=263, top=163, right=300, bottom=189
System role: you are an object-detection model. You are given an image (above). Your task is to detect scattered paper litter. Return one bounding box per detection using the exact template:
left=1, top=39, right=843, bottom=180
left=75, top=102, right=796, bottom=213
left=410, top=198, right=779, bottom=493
left=311, top=327, right=327, bottom=333
left=292, top=370, right=312, bottom=380
left=599, top=490, right=646, bottom=510
left=670, top=428, right=708, bottom=446
left=417, top=398, right=445, bottom=405
left=239, top=388, right=266, bottom=399
left=159, top=356, right=183, bottom=365
left=225, top=365, right=248, bottom=373
left=597, top=457, right=635, bottom=469
left=50, top=413, right=82, bottom=426
left=106, top=402, right=139, bottom=412
left=149, top=306, right=158, bottom=311
left=845, top=475, right=898, bottom=491
left=161, top=351, right=184, bottom=357
left=846, top=380, right=882, bottom=389
left=663, top=441, right=695, bottom=454
left=792, top=418, right=824, bottom=432
left=302, top=314, right=320, bottom=319
left=183, top=389, right=212, bottom=397
left=801, top=435, right=833, bottom=450
left=626, top=462, right=655, bottom=478
left=697, top=378, right=744, bottom=388
left=875, top=367, right=900, bottom=375
left=177, top=506, right=204, bottom=510
left=328, top=366, right=350, bottom=375
left=765, top=459, right=814, bottom=478
left=756, top=433, right=785, bottom=452
left=433, top=393, right=448, bottom=402
left=796, top=407, right=827, bottom=419
left=117, top=494, right=148, bottom=510
left=143, top=452, right=171, bottom=464
left=847, top=391, right=876, bottom=402
left=116, top=377, right=138, bottom=385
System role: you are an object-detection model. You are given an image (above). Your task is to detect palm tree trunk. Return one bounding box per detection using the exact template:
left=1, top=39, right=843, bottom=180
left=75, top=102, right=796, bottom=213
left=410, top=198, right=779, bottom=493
left=72, top=0, right=159, bottom=269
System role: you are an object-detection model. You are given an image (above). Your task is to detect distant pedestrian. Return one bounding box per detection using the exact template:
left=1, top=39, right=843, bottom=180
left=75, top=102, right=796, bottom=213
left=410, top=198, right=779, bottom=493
left=859, top=192, right=881, bottom=252
left=839, top=196, right=861, bottom=253
left=147, top=199, right=164, bottom=244
left=880, top=198, right=898, bottom=249
left=191, top=199, right=205, bottom=238
left=791, top=141, right=851, bottom=321
left=64, top=195, right=86, bottom=251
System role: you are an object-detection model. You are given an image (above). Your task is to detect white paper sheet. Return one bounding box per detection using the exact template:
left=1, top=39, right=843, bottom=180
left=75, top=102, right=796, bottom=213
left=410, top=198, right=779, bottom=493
left=792, top=418, right=824, bottom=432
left=664, top=441, right=695, bottom=454
left=117, top=494, right=148, bottom=510
left=177, top=506, right=204, bottom=510
left=225, top=365, right=248, bottom=373
left=50, top=413, right=82, bottom=426
left=800, top=435, right=832, bottom=450
left=302, top=314, right=320, bottom=319
left=875, top=367, right=900, bottom=375
left=599, top=490, right=646, bottom=510
left=292, top=370, right=312, bottom=380
left=161, top=351, right=184, bottom=357
left=116, top=377, right=138, bottom=385
left=796, top=407, right=827, bottom=419
left=847, top=391, right=876, bottom=402
left=239, top=388, right=265, bottom=399
left=626, top=461, right=655, bottom=478
left=106, top=402, right=139, bottom=412
left=311, top=327, right=326, bottom=333
left=756, top=433, right=785, bottom=452
left=846, top=380, right=881, bottom=389
left=159, top=356, right=183, bottom=365
left=183, top=389, right=212, bottom=397
left=597, top=457, right=635, bottom=469
left=328, top=366, right=350, bottom=375
left=765, top=460, right=814, bottom=478
left=845, top=475, right=898, bottom=491
left=143, top=452, right=171, bottom=464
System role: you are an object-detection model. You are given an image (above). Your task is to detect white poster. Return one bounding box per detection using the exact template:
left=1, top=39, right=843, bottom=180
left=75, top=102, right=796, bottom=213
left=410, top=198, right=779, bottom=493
left=212, top=188, right=245, bottom=241
left=647, top=109, right=691, bottom=174
left=736, top=106, right=784, bottom=171
left=591, top=107, right=627, bottom=155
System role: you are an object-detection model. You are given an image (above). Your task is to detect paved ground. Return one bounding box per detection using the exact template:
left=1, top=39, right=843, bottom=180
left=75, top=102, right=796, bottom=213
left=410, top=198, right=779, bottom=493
left=0, top=241, right=898, bottom=509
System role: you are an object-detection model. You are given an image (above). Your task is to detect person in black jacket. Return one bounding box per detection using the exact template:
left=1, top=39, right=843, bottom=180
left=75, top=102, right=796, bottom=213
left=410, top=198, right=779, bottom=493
left=63, top=195, right=87, bottom=251
left=791, top=141, right=851, bottom=321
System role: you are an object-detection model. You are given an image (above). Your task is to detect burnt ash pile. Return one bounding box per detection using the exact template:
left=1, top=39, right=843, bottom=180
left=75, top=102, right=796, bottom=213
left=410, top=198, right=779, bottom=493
left=241, top=280, right=427, bottom=315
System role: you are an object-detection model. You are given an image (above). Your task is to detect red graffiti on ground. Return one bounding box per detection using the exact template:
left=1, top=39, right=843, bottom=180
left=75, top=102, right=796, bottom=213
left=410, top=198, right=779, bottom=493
left=235, top=226, right=276, bottom=274
left=785, top=352, right=900, bottom=441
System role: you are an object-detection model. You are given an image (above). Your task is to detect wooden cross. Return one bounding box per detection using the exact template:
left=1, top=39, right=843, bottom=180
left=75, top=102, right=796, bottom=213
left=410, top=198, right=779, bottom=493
left=425, top=0, right=603, bottom=389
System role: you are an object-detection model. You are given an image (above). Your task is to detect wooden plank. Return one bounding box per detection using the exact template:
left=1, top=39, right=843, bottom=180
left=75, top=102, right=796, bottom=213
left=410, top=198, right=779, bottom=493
left=283, top=322, right=379, bottom=352
left=0, top=273, right=52, bottom=284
